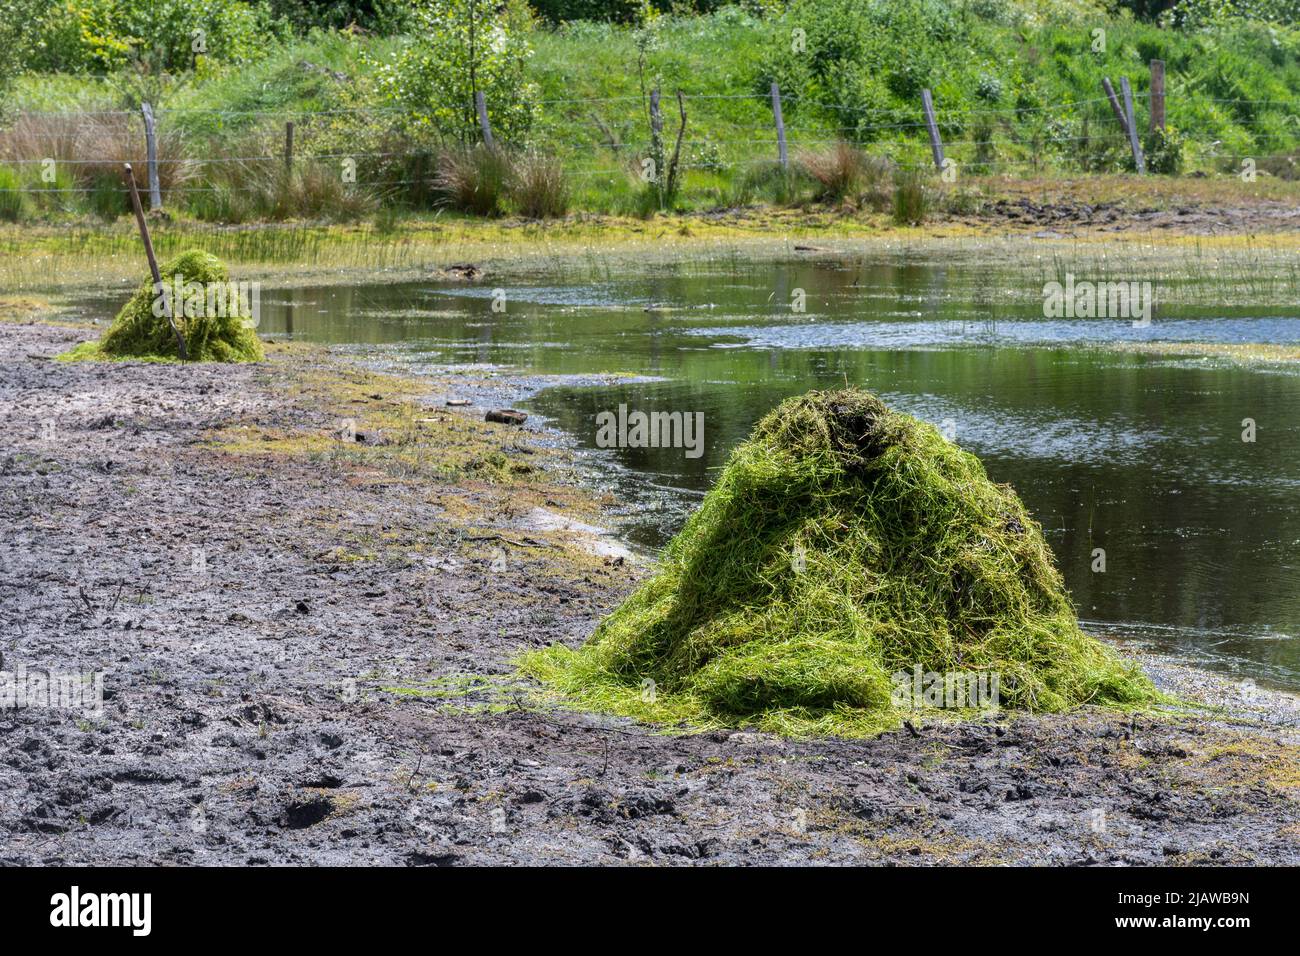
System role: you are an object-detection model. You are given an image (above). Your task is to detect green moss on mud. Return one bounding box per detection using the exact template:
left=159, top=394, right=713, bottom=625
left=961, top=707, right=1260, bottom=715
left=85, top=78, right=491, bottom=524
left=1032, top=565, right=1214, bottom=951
left=522, top=388, right=1158, bottom=737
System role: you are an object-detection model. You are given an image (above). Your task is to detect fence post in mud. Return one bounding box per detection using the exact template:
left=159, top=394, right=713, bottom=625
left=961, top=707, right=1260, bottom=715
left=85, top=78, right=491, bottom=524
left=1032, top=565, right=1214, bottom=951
left=285, top=120, right=295, bottom=174
left=1119, top=76, right=1146, bottom=174
left=475, top=91, right=495, bottom=151
left=921, top=89, right=944, bottom=171
left=771, top=81, right=788, bottom=170
left=140, top=102, right=162, bottom=211
left=1149, top=60, right=1166, bottom=133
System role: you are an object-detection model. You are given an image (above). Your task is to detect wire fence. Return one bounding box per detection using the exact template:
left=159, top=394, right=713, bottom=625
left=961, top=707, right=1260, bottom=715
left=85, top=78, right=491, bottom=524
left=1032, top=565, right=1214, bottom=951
left=2, top=83, right=1297, bottom=201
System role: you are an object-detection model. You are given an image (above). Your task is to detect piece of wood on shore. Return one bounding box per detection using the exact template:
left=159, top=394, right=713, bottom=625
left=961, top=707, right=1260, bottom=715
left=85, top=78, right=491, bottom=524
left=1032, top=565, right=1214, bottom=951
left=123, top=162, right=188, bottom=360
left=486, top=409, right=527, bottom=426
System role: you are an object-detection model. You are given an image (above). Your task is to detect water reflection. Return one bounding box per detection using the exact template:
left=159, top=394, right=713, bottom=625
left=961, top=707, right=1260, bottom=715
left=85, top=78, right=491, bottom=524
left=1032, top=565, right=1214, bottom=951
left=83, top=258, right=1300, bottom=686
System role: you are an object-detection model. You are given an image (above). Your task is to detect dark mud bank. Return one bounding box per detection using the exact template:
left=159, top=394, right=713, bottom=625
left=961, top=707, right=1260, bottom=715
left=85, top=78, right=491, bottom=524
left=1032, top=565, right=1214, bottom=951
left=2, top=319, right=1298, bottom=865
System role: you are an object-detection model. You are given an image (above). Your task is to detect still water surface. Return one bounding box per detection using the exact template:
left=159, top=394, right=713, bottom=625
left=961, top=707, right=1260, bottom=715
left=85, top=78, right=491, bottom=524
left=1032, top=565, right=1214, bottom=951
left=99, top=257, right=1300, bottom=687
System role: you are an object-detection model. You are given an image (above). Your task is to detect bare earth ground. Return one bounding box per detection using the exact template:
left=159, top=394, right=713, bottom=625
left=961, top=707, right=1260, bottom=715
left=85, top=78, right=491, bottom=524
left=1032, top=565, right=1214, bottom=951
left=2, top=318, right=1299, bottom=866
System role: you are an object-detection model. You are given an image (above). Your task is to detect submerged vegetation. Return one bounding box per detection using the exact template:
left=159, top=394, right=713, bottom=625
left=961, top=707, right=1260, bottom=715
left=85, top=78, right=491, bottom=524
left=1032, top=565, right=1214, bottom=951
left=524, top=389, right=1157, bottom=736
left=68, top=250, right=265, bottom=362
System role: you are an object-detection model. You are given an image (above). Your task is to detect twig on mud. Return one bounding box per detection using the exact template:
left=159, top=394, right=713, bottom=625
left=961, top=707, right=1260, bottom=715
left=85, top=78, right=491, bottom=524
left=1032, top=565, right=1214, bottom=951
left=466, top=533, right=556, bottom=550
left=407, top=749, right=425, bottom=792
left=600, top=736, right=611, bottom=777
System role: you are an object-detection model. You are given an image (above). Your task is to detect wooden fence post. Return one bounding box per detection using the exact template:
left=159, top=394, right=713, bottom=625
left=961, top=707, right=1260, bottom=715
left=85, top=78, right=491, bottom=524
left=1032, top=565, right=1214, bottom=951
left=140, top=102, right=162, bottom=211
left=285, top=120, right=295, bottom=173
left=770, top=81, right=788, bottom=170
left=1101, top=77, right=1127, bottom=131
left=475, top=91, right=495, bottom=151
left=1149, top=60, right=1166, bottom=133
left=649, top=87, right=665, bottom=194
left=1119, top=76, right=1146, bottom=174
left=921, top=89, right=944, bottom=171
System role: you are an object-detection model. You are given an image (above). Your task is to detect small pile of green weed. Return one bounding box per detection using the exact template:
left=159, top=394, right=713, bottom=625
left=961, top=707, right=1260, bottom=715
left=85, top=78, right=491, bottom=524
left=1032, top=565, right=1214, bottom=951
left=522, top=389, right=1156, bottom=737
left=87, top=250, right=264, bottom=362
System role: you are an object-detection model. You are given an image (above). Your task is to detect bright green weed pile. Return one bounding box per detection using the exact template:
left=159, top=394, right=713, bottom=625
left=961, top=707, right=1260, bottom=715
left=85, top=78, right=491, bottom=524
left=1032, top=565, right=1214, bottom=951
left=523, top=389, right=1156, bottom=736
left=91, top=249, right=264, bottom=362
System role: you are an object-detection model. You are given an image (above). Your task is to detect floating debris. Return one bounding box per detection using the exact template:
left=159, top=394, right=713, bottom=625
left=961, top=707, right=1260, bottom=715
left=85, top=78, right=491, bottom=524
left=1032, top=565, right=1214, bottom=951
left=486, top=409, right=528, bottom=426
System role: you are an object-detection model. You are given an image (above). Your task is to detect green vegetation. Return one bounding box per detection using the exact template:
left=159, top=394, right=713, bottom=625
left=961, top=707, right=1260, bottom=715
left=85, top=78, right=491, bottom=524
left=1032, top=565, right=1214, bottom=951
left=68, top=249, right=265, bottom=361
left=523, top=389, right=1157, bottom=737
left=1, top=1, right=1297, bottom=224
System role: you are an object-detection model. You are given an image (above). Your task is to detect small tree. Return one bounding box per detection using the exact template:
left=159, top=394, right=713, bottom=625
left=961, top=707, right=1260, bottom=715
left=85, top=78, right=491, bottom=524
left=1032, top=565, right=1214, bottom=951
left=0, top=0, right=33, bottom=113
left=380, top=0, right=539, bottom=145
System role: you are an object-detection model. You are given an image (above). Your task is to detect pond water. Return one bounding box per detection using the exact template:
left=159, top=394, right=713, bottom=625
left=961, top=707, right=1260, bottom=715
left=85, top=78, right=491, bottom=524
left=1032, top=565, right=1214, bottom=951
left=87, top=256, right=1300, bottom=689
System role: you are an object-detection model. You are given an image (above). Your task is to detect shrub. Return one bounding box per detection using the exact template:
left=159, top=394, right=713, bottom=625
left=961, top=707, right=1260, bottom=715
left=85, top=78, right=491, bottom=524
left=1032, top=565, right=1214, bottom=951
left=378, top=0, right=540, bottom=144
left=731, top=160, right=805, bottom=206
left=1144, top=125, right=1186, bottom=175
left=17, top=0, right=284, bottom=73
left=88, top=172, right=129, bottom=221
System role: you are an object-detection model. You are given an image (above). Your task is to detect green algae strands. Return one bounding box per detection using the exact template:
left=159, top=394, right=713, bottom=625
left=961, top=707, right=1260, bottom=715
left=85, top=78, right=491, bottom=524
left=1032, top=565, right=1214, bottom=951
left=96, top=249, right=265, bottom=363
left=522, top=389, right=1157, bottom=737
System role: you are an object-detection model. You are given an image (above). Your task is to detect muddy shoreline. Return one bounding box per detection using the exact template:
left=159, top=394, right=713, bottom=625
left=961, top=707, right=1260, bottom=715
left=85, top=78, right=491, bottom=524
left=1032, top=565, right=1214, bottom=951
left=2, top=318, right=1298, bottom=866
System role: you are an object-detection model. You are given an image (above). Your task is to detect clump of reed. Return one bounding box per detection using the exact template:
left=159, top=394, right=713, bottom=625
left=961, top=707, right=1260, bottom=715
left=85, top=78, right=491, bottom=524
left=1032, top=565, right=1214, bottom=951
left=0, top=112, right=192, bottom=220
left=509, top=149, right=570, bottom=219
left=892, top=166, right=930, bottom=225
left=433, top=145, right=571, bottom=219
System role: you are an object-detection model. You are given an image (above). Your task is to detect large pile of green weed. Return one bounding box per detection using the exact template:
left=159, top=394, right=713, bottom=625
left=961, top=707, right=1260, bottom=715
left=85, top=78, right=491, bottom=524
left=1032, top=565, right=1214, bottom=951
left=523, top=389, right=1156, bottom=736
left=96, top=250, right=264, bottom=362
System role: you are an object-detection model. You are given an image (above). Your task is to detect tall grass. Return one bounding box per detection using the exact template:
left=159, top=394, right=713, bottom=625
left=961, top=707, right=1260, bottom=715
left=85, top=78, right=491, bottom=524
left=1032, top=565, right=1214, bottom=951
left=187, top=161, right=375, bottom=223
left=435, top=145, right=511, bottom=217
left=510, top=150, right=570, bottom=219
left=0, top=168, right=31, bottom=222
left=892, top=167, right=929, bottom=225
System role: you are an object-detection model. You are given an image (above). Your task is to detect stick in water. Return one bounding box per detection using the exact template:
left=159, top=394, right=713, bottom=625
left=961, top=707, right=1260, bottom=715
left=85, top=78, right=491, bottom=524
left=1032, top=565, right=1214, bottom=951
left=123, top=163, right=187, bottom=360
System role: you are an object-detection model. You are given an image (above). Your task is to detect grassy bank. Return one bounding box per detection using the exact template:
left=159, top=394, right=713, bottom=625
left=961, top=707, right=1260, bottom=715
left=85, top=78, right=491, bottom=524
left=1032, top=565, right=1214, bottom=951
left=3, top=3, right=1299, bottom=225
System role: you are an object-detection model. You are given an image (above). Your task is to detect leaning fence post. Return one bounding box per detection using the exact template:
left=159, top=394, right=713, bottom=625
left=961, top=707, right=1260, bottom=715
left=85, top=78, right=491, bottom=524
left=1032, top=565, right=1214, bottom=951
left=1101, top=77, right=1127, bottom=131
left=1101, top=76, right=1135, bottom=168
left=921, top=89, right=944, bottom=171
left=770, top=81, right=788, bottom=170
left=123, top=163, right=186, bottom=360
left=140, top=102, right=162, bottom=211
left=285, top=120, right=295, bottom=173
left=475, top=91, right=495, bottom=151
left=1149, top=60, right=1166, bottom=133
left=1119, top=76, right=1146, bottom=174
